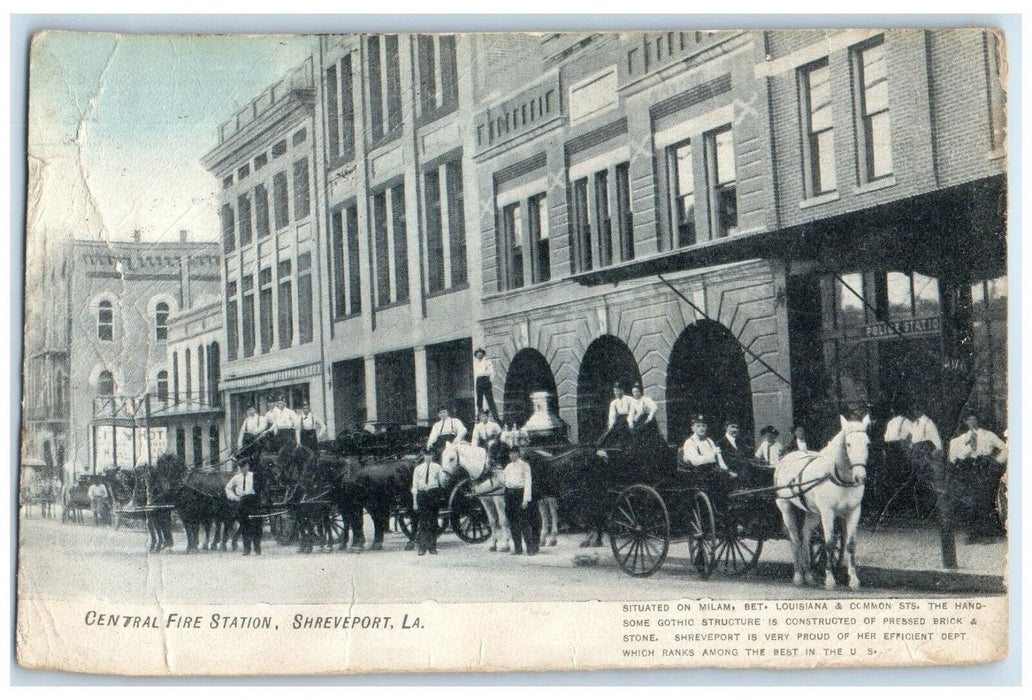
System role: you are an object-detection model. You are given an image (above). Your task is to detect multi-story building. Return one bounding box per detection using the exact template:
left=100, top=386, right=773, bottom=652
left=151, top=297, right=226, bottom=470
left=201, top=51, right=332, bottom=435
left=471, top=29, right=1006, bottom=446
left=36, top=233, right=221, bottom=478
left=316, top=34, right=480, bottom=431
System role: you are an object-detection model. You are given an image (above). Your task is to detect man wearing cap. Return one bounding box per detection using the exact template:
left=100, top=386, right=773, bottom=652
left=681, top=414, right=729, bottom=471
left=471, top=409, right=503, bottom=457
left=503, top=445, right=537, bottom=556
left=265, top=397, right=299, bottom=452
left=426, top=406, right=467, bottom=461
left=225, top=458, right=262, bottom=556
left=948, top=413, right=1007, bottom=543
left=296, top=402, right=327, bottom=452
left=411, top=449, right=444, bottom=555
left=237, top=406, right=268, bottom=468
left=473, top=348, right=499, bottom=419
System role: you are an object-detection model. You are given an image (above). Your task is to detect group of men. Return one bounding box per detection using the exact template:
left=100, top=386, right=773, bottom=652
left=237, top=396, right=328, bottom=457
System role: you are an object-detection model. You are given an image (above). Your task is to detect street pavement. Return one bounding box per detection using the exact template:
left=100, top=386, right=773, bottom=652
left=17, top=513, right=1005, bottom=605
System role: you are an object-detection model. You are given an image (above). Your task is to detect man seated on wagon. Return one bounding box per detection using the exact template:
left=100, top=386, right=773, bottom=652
left=426, top=405, right=467, bottom=462
left=471, top=410, right=503, bottom=452
left=948, top=413, right=1007, bottom=543
left=681, top=414, right=736, bottom=497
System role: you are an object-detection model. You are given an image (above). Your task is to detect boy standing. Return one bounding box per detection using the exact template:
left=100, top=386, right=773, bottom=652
left=503, top=446, right=537, bottom=555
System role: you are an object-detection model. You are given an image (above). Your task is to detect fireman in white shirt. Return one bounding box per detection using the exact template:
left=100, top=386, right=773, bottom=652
left=906, top=408, right=943, bottom=452
left=473, top=348, right=499, bottom=419
left=265, top=396, right=299, bottom=452
left=225, top=458, right=262, bottom=556
left=949, top=414, right=1007, bottom=464
left=681, top=415, right=729, bottom=471
left=754, top=425, right=783, bottom=467
left=237, top=406, right=268, bottom=468
left=426, top=406, right=467, bottom=460
left=471, top=410, right=503, bottom=452
left=628, top=384, right=658, bottom=429
left=296, top=402, right=327, bottom=452
left=411, top=449, right=444, bottom=556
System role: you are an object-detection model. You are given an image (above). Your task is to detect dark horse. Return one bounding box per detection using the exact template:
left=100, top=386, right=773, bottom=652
left=136, top=457, right=177, bottom=552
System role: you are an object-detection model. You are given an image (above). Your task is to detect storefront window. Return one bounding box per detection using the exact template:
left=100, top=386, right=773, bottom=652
left=835, top=273, right=865, bottom=326
left=885, top=272, right=912, bottom=319
left=912, top=273, right=939, bottom=316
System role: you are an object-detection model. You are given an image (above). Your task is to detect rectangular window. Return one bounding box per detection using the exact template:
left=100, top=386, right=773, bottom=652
left=425, top=168, right=445, bottom=293
left=390, top=184, right=409, bottom=302
left=273, top=171, right=289, bottom=230
left=372, top=191, right=391, bottom=306
left=292, top=158, right=310, bottom=220
left=254, top=153, right=267, bottom=171
left=529, top=193, right=550, bottom=283
left=222, top=175, right=233, bottom=190
left=615, top=162, right=634, bottom=262
left=237, top=164, right=250, bottom=181
left=259, top=268, right=273, bottom=353
left=220, top=203, right=236, bottom=253
left=417, top=34, right=458, bottom=118
left=292, top=128, right=306, bottom=146
left=800, top=59, right=837, bottom=196
left=272, top=140, right=287, bottom=159
left=172, top=352, right=180, bottom=401
left=237, top=194, right=253, bottom=246
left=417, top=35, right=438, bottom=117
left=445, top=159, right=467, bottom=286
left=440, top=35, right=458, bottom=105
left=368, top=35, right=402, bottom=142
left=501, top=202, right=524, bottom=290
left=367, top=36, right=384, bottom=141
left=330, top=209, right=347, bottom=316
left=278, top=259, right=293, bottom=349
left=384, top=35, right=402, bottom=134
left=326, top=62, right=340, bottom=157
left=346, top=205, right=362, bottom=314
left=226, top=300, right=238, bottom=361
left=669, top=140, right=695, bottom=247
left=594, top=169, right=613, bottom=267
left=326, top=55, right=355, bottom=160
left=572, top=177, right=592, bottom=272
left=853, top=36, right=892, bottom=181
left=242, top=286, right=255, bottom=358
left=298, top=253, right=314, bottom=345
left=254, top=184, right=270, bottom=238
left=707, top=126, right=738, bottom=237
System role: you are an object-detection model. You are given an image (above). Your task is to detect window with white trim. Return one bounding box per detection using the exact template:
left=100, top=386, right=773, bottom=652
left=371, top=183, right=409, bottom=307
left=852, top=36, right=893, bottom=182
left=417, top=34, right=458, bottom=119
left=97, top=300, right=113, bottom=341
left=800, top=58, right=837, bottom=196
left=331, top=203, right=362, bottom=318
left=367, top=35, right=402, bottom=142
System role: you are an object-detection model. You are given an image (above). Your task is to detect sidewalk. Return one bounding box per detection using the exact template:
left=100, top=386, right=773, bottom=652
left=753, top=524, right=1007, bottom=593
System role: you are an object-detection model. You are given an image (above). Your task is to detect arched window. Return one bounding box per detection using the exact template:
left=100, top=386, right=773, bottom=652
left=156, top=371, right=169, bottom=402
left=192, top=426, right=204, bottom=469
left=209, top=425, right=220, bottom=466
left=97, top=301, right=113, bottom=341
left=155, top=302, right=169, bottom=341
left=197, top=345, right=206, bottom=404
left=97, top=370, right=114, bottom=396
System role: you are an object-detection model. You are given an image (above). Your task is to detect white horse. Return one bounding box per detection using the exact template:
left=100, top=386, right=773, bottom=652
left=440, top=441, right=512, bottom=552
left=774, top=415, right=870, bottom=590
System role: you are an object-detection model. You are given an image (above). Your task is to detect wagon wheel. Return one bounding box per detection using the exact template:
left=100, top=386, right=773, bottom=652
left=270, top=512, right=297, bottom=546
left=397, top=507, right=416, bottom=541
left=688, top=492, right=716, bottom=578
left=608, top=484, right=670, bottom=577
left=996, top=477, right=1007, bottom=534
left=323, top=509, right=347, bottom=546
left=449, top=480, right=492, bottom=544
left=713, top=516, right=764, bottom=576
left=809, top=526, right=845, bottom=581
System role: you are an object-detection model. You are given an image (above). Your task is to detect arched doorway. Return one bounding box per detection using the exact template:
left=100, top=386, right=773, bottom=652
left=502, top=348, right=558, bottom=428
left=577, top=335, right=642, bottom=443
left=666, top=320, right=753, bottom=448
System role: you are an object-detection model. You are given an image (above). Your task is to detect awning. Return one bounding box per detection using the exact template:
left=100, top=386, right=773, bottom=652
left=220, top=361, right=323, bottom=392
left=574, top=175, right=1006, bottom=286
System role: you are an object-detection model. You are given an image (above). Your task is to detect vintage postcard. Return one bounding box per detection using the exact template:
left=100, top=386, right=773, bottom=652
left=17, top=27, right=1009, bottom=675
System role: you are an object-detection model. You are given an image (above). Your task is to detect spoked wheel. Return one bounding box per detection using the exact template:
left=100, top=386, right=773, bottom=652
left=713, top=518, right=764, bottom=576
left=397, top=508, right=416, bottom=541
left=449, top=480, right=492, bottom=544
left=270, top=513, right=297, bottom=546
left=323, top=510, right=347, bottom=546
left=809, top=526, right=846, bottom=582
left=608, top=484, right=670, bottom=577
left=688, top=492, right=716, bottom=579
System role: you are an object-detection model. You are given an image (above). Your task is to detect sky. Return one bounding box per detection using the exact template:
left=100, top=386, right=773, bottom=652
left=27, top=32, right=317, bottom=243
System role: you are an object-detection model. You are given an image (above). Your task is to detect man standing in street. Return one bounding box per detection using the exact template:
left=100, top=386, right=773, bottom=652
left=503, top=445, right=537, bottom=556
left=265, top=396, right=299, bottom=452
left=296, top=402, right=327, bottom=452
left=87, top=479, right=109, bottom=526
left=225, top=458, right=262, bottom=556
left=948, top=413, right=1007, bottom=543
left=473, top=348, right=499, bottom=419
left=411, top=449, right=443, bottom=556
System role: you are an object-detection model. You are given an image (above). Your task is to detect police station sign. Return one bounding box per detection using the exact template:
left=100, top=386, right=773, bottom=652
left=858, top=316, right=942, bottom=341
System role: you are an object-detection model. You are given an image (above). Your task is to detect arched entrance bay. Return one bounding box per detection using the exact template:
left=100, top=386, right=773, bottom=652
left=577, top=335, right=642, bottom=443
left=667, top=320, right=753, bottom=447
left=502, top=348, right=558, bottom=428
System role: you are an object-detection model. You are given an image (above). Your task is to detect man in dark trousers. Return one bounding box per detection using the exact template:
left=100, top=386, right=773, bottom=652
left=411, top=449, right=443, bottom=556
left=503, top=445, right=537, bottom=555
left=473, top=348, right=499, bottom=420
left=225, top=458, right=262, bottom=556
